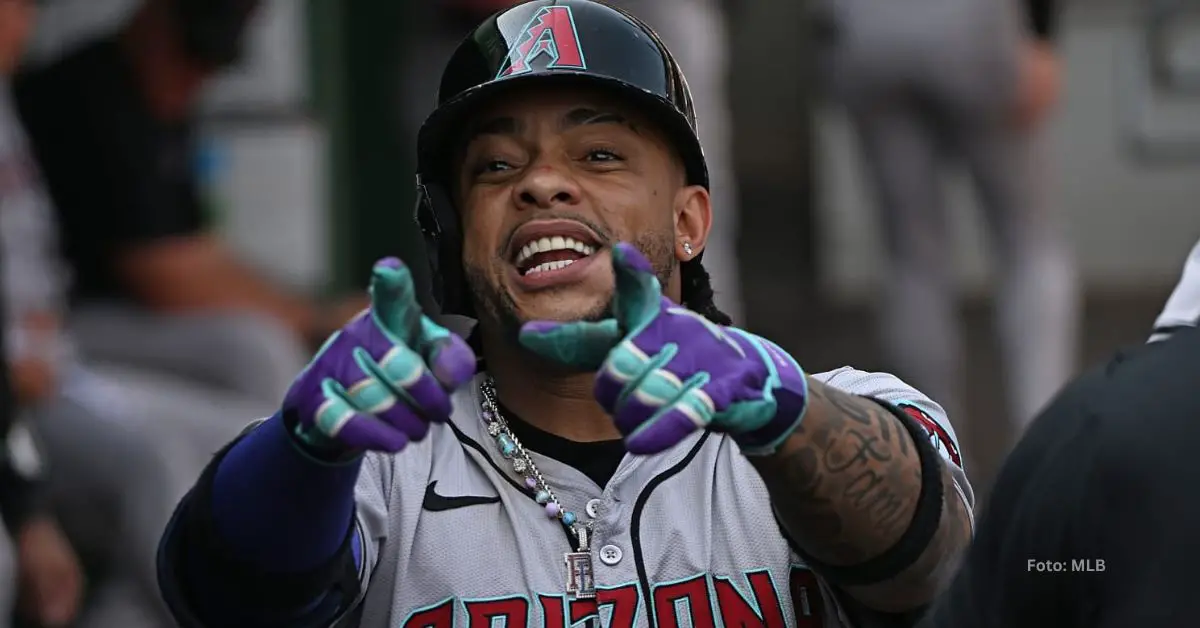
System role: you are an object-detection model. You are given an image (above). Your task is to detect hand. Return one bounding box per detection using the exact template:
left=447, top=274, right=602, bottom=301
left=519, top=243, right=808, bottom=455
left=10, top=311, right=62, bottom=405
left=15, top=516, right=83, bottom=628
left=284, top=258, right=477, bottom=454
left=10, top=357, right=57, bottom=406
left=1012, top=38, right=1062, bottom=130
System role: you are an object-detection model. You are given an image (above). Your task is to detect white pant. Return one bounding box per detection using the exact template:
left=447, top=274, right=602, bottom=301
left=819, top=0, right=1080, bottom=427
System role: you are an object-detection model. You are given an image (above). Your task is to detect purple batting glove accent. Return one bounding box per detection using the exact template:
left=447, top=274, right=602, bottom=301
left=428, top=334, right=478, bottom=389
left=522, top=321, right=560, bottom=336
left=585, top=242, right=808, bottom=454
left=284, top=327, right=425, bottom=453
left=592, top=358, right=631, bottom=417
left=624, top=404, right=707, bottom=455
left=612, top=241, right=655, bottom=274
left=720, top=332, right=810, bottom=455
left=334, top=405, right=418, bottom=452
left=602, top=309, right=764, bottom=441
left=282, top=257, right=477, bottom=456
left=610, top=243, right=664, bottom=333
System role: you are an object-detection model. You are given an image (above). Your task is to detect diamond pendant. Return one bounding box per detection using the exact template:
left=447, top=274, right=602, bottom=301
left=564, top=525, right=596, bottom=599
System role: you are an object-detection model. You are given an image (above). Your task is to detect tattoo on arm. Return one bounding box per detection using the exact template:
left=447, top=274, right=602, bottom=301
left=755, top=381, right=921, bottom=564
left=750, top=380, right=972, bottom=610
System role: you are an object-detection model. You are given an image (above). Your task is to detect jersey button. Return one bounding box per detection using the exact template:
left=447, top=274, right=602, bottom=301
left=599, top=544, right=623, bottom=566
left=585, top=498, right=603, bottom=518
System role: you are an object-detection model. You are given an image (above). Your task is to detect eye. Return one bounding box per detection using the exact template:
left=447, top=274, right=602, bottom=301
left=470, top=158, right=514, bottom=177
left=586, top=148, right=623, bottom=162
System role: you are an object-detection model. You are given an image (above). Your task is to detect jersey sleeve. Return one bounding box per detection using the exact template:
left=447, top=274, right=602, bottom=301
left=351, top=452, right=392, bottom=599
left=814, top=366, right=975, bottom=518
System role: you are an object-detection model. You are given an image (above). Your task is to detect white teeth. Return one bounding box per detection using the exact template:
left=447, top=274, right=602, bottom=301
left=523, top=258, right=577, bottom=276
left=515, top=236, right=596, bottom=267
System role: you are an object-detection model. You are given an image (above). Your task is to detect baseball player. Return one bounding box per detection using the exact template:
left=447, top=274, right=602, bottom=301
left=919, top=238, right=1200, bottom=627
left=818, top=0, right=1078, bottom=428
left=157, top=2, right=974, bottom=626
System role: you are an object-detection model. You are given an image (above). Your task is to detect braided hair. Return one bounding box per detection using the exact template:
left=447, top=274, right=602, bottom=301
left=680, top=259, right=733, bottom=326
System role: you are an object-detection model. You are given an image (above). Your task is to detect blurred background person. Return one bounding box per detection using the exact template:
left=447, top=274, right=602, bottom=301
left=816, top=0, right=1079, bottom=438
left=0, top=303, right=82, bottom=628
left=0, top=6, right=84, bottom=628
left=408, top=0, right=746, bottom=323
left=0, top=1, right=358, bottom=626
left=11, top=0, right=361, bottom=415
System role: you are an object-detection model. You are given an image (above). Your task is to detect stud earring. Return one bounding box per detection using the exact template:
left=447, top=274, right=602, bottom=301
left=682, top=241, right=693, bottom=257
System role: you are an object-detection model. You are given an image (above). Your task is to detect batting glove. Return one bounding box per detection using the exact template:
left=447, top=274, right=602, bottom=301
left=519, top=243, right=808, bottom=456
left=283, top=258, right=477, bottom=456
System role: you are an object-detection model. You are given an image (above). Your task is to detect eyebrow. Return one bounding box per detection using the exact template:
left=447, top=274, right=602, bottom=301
left=461, top=108, right=633, bottom=149
left=561, top=108, right=630, bottom=131
left=461, top=116, right=522, bottom=147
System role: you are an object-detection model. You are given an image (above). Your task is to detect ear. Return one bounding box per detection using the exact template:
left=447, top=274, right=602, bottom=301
left=672, top=185, right=711, bottom=262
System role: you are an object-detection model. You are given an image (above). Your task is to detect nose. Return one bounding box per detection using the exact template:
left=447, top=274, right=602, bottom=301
left=513, top=162, right=581, bottom=210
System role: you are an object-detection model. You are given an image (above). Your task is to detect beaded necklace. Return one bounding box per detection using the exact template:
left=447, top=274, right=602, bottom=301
left=480, top=377, right=597, bottom=599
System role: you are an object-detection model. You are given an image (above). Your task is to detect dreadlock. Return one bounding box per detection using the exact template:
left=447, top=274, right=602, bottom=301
left=680, top=259, right=733, bottom=326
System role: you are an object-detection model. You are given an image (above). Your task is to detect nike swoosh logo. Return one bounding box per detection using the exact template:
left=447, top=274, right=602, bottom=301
left=422, top=481, right=501, bottom=512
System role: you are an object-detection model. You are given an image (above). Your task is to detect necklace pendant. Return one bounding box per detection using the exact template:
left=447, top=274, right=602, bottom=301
left=565, top=524, right=596, bottom=599
left=565, top=551, right=596, bottom=599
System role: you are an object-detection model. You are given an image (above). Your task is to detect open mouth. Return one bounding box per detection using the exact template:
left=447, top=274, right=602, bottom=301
left=511, top=227, right=602, bottom=277
left=515, top=236, right=597, bottom=275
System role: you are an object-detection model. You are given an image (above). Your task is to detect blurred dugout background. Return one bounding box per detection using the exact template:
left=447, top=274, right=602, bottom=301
left=28, top=0, right=1200, bottom=496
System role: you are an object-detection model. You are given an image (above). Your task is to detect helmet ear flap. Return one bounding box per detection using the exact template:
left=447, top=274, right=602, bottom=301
left=415, top=180, right=474, bottom=318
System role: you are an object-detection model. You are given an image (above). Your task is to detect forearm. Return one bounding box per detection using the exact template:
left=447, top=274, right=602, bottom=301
left=160, top=413, right=363, bottom=625
left=750, top=379, right=972, bottom=612
left=210, top=412, right=361, bottom=570
left=120, top=235, right=319, bottom=338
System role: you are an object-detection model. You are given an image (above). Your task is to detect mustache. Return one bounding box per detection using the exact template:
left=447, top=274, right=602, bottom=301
left=497, top=212, right=614, bottom=259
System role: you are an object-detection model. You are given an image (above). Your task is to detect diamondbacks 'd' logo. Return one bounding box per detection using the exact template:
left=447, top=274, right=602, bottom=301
left=497, top=6, right=587, bottom=78
left=899, top=403, right=963, bottom=468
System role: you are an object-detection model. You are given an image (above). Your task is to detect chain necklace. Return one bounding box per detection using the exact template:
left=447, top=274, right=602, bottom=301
left=480, top=376, right=597, bottom=599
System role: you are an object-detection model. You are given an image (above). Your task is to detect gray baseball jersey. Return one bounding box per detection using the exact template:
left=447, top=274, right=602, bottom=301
left=338, top=366, right=972, bottom=627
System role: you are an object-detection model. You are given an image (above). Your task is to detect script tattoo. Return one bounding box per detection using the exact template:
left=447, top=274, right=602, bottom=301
left=750, top=380, right=972, bottom=611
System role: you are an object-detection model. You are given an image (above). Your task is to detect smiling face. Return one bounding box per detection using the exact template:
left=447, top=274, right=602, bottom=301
left=455, top=84, right=711, bottom=340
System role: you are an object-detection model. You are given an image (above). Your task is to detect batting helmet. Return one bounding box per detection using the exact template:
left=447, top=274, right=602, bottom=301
left=415, top=0, right=709, bottom=317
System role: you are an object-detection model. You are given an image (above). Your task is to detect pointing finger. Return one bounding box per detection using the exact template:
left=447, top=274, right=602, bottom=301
left=519, top=319, right=621, bottom=370
left=366, top=257, right=477, bottom=389
left=421, top=327, right=477, bottom=390
left=368, top=257, right=423, bottom=347
left=624, top=387, right=714, bottom=454
left=610, top=242, right=663, bottom=332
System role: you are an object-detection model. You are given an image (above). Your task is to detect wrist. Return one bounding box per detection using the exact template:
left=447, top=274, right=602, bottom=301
left=280, top=408, right=362, bottom=466
left=723, top=330, right=810, bottom=456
